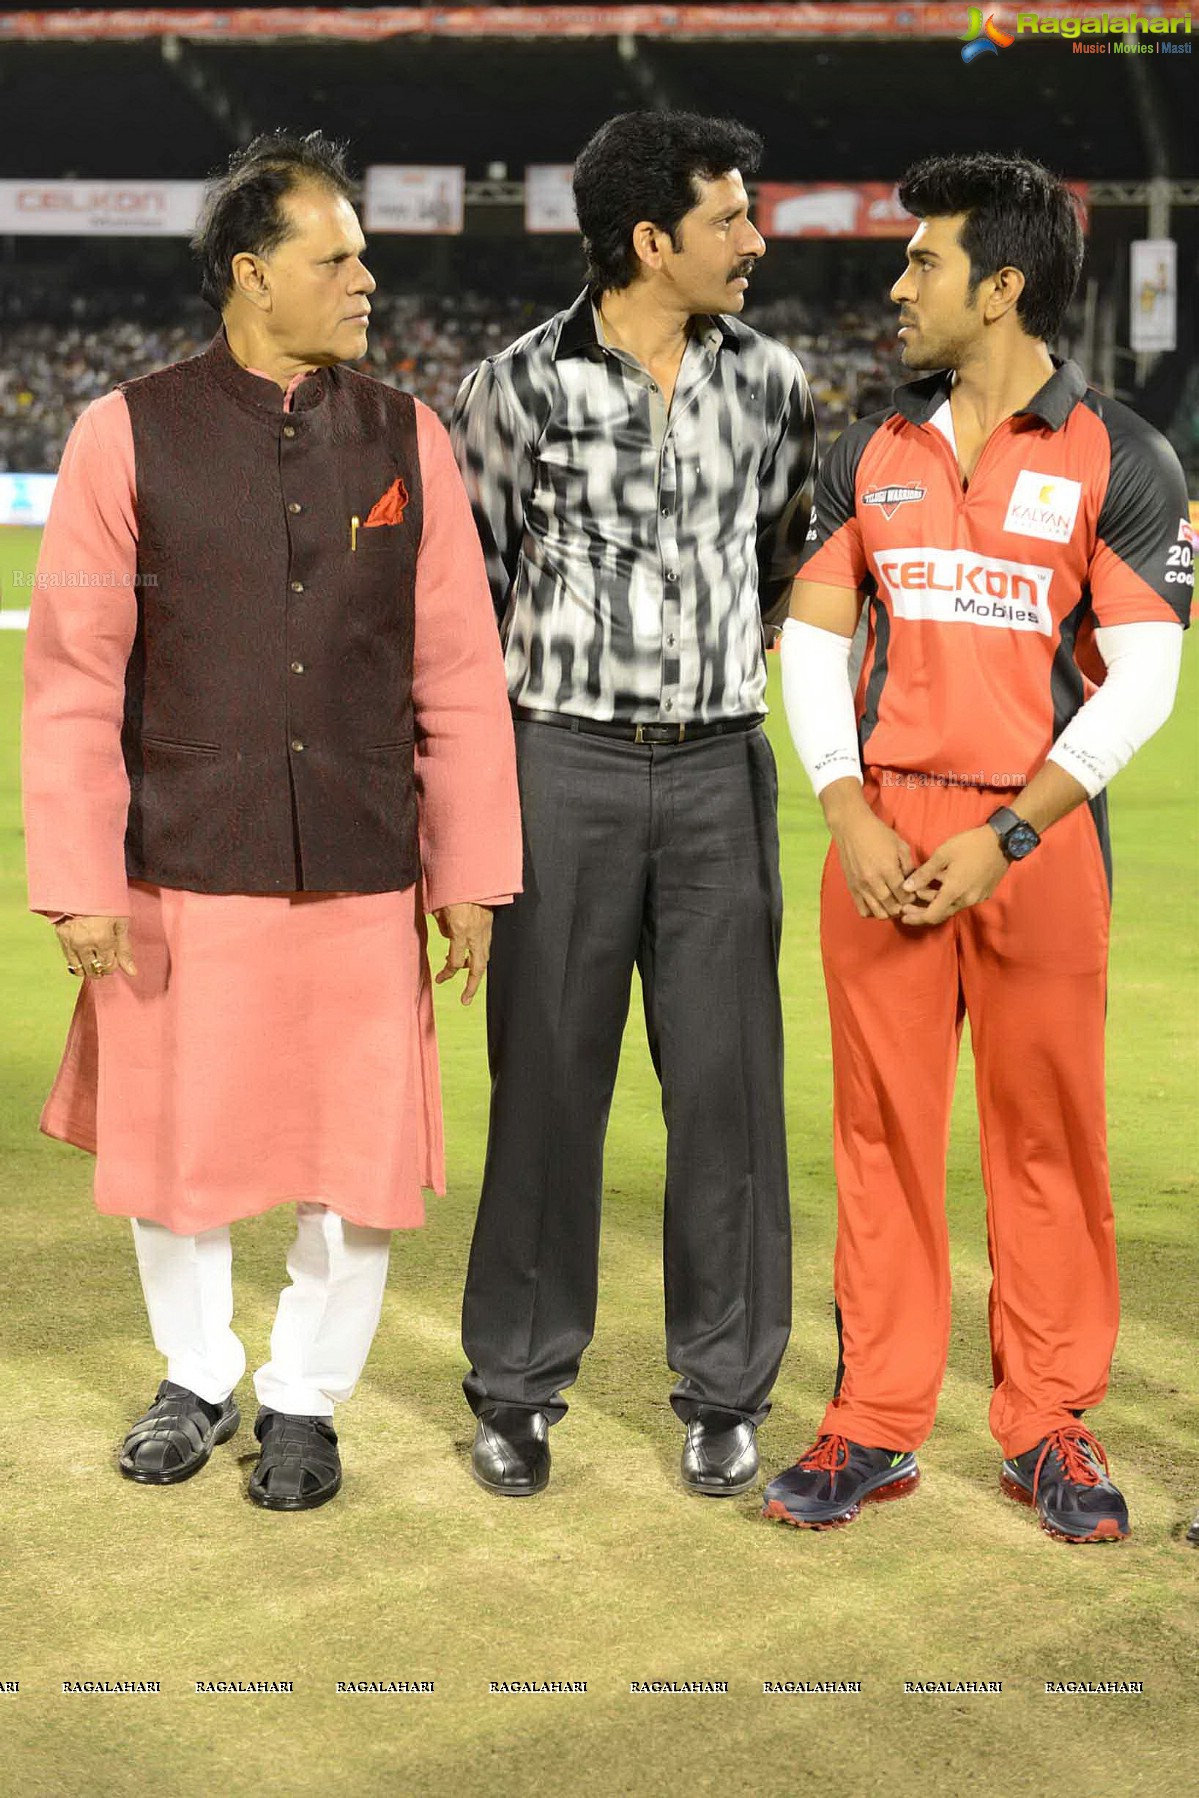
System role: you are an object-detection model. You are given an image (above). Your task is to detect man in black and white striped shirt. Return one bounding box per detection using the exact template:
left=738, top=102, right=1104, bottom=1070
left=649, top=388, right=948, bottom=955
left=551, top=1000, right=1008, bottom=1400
left=452, top=111, right=817, bottom=1500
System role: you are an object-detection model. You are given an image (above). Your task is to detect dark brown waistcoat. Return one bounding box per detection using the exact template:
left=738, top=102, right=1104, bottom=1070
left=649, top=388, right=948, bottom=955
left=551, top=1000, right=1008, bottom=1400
left=119, top=330, right=423, bottom=894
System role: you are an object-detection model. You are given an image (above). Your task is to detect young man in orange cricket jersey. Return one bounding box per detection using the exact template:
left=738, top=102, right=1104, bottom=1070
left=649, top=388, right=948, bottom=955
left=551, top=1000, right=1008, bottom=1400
left=763, top=153, right=1191, bottom=1543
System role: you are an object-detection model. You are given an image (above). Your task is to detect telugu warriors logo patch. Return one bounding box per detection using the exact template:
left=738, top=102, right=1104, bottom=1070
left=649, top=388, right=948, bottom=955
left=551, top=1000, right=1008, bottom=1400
left=862, top=483, right=927, bottom=520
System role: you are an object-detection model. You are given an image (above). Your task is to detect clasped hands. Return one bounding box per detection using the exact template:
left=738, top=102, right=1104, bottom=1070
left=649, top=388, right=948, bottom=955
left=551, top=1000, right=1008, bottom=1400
left=827, top=789, right=1009, bottom=927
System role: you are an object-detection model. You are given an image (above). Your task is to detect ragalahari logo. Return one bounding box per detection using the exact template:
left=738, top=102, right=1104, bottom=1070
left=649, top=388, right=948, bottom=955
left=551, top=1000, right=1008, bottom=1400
left=961, top=7, right=1015, bottom=62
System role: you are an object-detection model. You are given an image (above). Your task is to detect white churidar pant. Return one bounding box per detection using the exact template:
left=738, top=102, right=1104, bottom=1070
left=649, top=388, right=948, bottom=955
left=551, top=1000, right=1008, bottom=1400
left=131, top=1202, right=392, bottom=1418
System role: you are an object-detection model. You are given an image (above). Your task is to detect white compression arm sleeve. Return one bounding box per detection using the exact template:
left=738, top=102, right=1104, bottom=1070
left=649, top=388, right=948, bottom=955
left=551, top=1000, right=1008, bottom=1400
left=780, top=615, right=863, bottom=796
left=1047, top=621, right=1184, bottom=798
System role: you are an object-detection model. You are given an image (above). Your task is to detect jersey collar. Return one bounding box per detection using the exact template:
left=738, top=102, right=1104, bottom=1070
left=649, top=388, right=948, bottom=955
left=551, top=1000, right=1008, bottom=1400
left=892, top=356, right=1087, bottom=433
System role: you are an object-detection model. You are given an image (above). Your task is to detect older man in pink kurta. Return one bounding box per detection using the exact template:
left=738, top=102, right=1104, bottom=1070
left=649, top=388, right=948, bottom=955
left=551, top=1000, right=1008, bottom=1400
left=21, top=132, right=521, bottom=1511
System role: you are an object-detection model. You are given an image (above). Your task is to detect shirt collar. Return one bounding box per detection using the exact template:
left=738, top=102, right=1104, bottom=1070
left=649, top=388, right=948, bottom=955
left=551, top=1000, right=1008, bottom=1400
left=1016, top=357, right=1088, bottom=428
left=205, top=327, right=329, bottom=415
left=891, top=356, right=1087, bottom=432
left=552, top=287, right=738, bottom=361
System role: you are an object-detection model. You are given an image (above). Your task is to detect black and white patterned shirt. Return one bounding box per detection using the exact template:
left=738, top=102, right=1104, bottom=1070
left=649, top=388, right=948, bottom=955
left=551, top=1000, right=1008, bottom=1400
left=450, top=287, right=817, bottom=723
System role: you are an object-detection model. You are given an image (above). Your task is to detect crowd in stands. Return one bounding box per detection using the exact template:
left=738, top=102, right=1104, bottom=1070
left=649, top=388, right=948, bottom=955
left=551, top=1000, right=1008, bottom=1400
left=756, top=295, right=898, bottom=431
left=2, top=291, right=1196, bottom=485
left=1, top=317, right=206, bottom=474
left=0, top=290, right=901, bottom=475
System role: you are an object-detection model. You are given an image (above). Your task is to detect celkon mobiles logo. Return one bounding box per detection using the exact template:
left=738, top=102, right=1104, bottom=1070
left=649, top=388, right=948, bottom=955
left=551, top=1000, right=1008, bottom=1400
left=961, top=6, right=1016, bottom=59
left=876, top=547, right=1054, bottom=632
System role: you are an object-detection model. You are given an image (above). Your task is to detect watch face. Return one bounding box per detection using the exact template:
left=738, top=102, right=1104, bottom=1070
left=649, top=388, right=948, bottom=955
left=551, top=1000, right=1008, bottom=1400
left=1005, top=822, right=1040, bottom=860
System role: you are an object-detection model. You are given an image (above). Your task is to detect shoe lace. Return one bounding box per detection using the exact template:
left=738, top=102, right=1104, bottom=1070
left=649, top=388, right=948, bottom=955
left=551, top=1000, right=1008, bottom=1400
left=797, top=1434, right=850, bottom=1474
left=1033, top=1426, right=1109, bottom=1497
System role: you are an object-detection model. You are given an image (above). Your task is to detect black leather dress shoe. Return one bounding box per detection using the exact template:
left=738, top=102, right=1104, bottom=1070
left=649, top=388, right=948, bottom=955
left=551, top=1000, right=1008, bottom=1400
left=471, top=1407, right=551, bottom=1497
left=680, top=1410, right=759, bottom=1497
left=248, top=1409, right=342, bottom=1512
left=119, top=1380, right=240, bottom=1485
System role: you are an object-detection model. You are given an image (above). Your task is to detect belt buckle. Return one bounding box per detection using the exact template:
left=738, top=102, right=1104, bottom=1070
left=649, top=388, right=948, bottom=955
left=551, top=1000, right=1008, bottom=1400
left=634, top=722, right=686, bottom=744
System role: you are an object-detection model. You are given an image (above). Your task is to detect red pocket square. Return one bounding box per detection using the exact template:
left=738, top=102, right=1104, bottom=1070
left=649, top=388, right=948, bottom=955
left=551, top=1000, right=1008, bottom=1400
left=364, top=477, right=409, bottom=528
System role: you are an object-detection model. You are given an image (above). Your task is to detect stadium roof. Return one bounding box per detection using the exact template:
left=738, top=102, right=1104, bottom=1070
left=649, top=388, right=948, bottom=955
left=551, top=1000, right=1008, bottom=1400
left=0, top=34, right=1192, bottom=181
left=0, top=5, right=1193, bottom=42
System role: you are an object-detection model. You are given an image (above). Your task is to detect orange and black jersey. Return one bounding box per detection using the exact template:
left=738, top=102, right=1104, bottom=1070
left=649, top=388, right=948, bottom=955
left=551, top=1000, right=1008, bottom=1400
left=799, top=359, right=1193, bottom=786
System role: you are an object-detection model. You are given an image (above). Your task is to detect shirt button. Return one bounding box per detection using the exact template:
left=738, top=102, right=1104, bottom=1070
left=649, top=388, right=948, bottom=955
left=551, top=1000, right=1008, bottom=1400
left=290, top=581, right=304, bottom=593
left=288, top=501, right=302, bottom=515
left=665, top=699, right=674, bottom=712
left=667, top=634, right=676, bottom=647
left=282, top=425, right=296, bottom=439
left=666, top=571, right=677, bottom=583
left=660, top=505, right=670, bottom=516
left=290, top=661, right=305, bottom=675
left=290, top=738, right=305, bottom=752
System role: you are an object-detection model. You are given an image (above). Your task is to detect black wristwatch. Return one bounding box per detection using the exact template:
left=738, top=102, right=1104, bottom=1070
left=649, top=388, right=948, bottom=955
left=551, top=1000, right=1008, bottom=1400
left=986, top=806, right=1041, bottom=862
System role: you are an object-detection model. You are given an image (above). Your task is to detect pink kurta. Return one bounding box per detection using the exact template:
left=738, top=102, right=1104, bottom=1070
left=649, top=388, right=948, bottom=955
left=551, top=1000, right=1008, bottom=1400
left=22, top=377, right=522, bottom=1234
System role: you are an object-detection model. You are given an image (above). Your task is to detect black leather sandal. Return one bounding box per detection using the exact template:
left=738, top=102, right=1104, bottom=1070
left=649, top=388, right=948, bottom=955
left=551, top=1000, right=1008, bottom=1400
left=118, top=1380, right=240, bottom=1485
left=247, top=1409, right=342, bottom=1511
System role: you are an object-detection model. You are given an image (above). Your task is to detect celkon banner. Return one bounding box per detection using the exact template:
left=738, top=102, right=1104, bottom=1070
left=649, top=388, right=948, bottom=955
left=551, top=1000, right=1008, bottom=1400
left=0, top=180, right=204, bottom=235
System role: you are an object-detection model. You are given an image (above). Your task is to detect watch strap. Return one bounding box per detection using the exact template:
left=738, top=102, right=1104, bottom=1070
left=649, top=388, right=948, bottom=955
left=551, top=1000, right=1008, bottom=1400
left=986, top=806, right=1040, bottom=859
left=986, top=806, right=1024, bottom=841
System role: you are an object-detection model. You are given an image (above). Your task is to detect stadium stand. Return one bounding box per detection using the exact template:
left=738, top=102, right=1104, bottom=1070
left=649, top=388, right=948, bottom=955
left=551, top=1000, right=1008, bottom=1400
left=3, top=289, right=1196, bottom=484
left=0, top=290, right=908, bottom=473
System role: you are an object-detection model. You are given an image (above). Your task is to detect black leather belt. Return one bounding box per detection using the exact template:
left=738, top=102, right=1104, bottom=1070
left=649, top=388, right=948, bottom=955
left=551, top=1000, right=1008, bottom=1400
left=512, top=706, right=764, bottom=745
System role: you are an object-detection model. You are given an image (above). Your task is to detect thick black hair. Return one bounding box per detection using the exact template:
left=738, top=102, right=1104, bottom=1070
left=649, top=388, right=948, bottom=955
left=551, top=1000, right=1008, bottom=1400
left=192, top=129, right=356, bottom=312
left=572, top=110, right=763, bottom=295
left=897, top=152, right=1083, bottom=342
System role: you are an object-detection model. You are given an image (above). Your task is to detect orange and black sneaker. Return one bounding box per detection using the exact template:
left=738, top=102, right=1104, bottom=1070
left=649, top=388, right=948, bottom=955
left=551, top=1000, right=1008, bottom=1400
left=761, top=1433, right=919, bottom=1530
left=1001, top=1426, right=1130, bottom=1544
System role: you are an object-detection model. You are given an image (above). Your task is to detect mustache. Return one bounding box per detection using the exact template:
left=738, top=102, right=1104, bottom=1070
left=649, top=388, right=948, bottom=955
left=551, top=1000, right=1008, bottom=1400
left=731, top=261, right=756, bottom=279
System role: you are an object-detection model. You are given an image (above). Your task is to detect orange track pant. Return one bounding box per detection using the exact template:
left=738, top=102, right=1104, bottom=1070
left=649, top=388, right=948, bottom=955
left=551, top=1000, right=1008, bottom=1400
left=817, top=771, right=1118, bottom=1460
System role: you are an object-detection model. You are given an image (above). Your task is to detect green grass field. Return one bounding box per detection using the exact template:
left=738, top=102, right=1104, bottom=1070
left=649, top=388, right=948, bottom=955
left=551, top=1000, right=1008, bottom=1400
left=1, top=520, right=1196, bottom=1797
